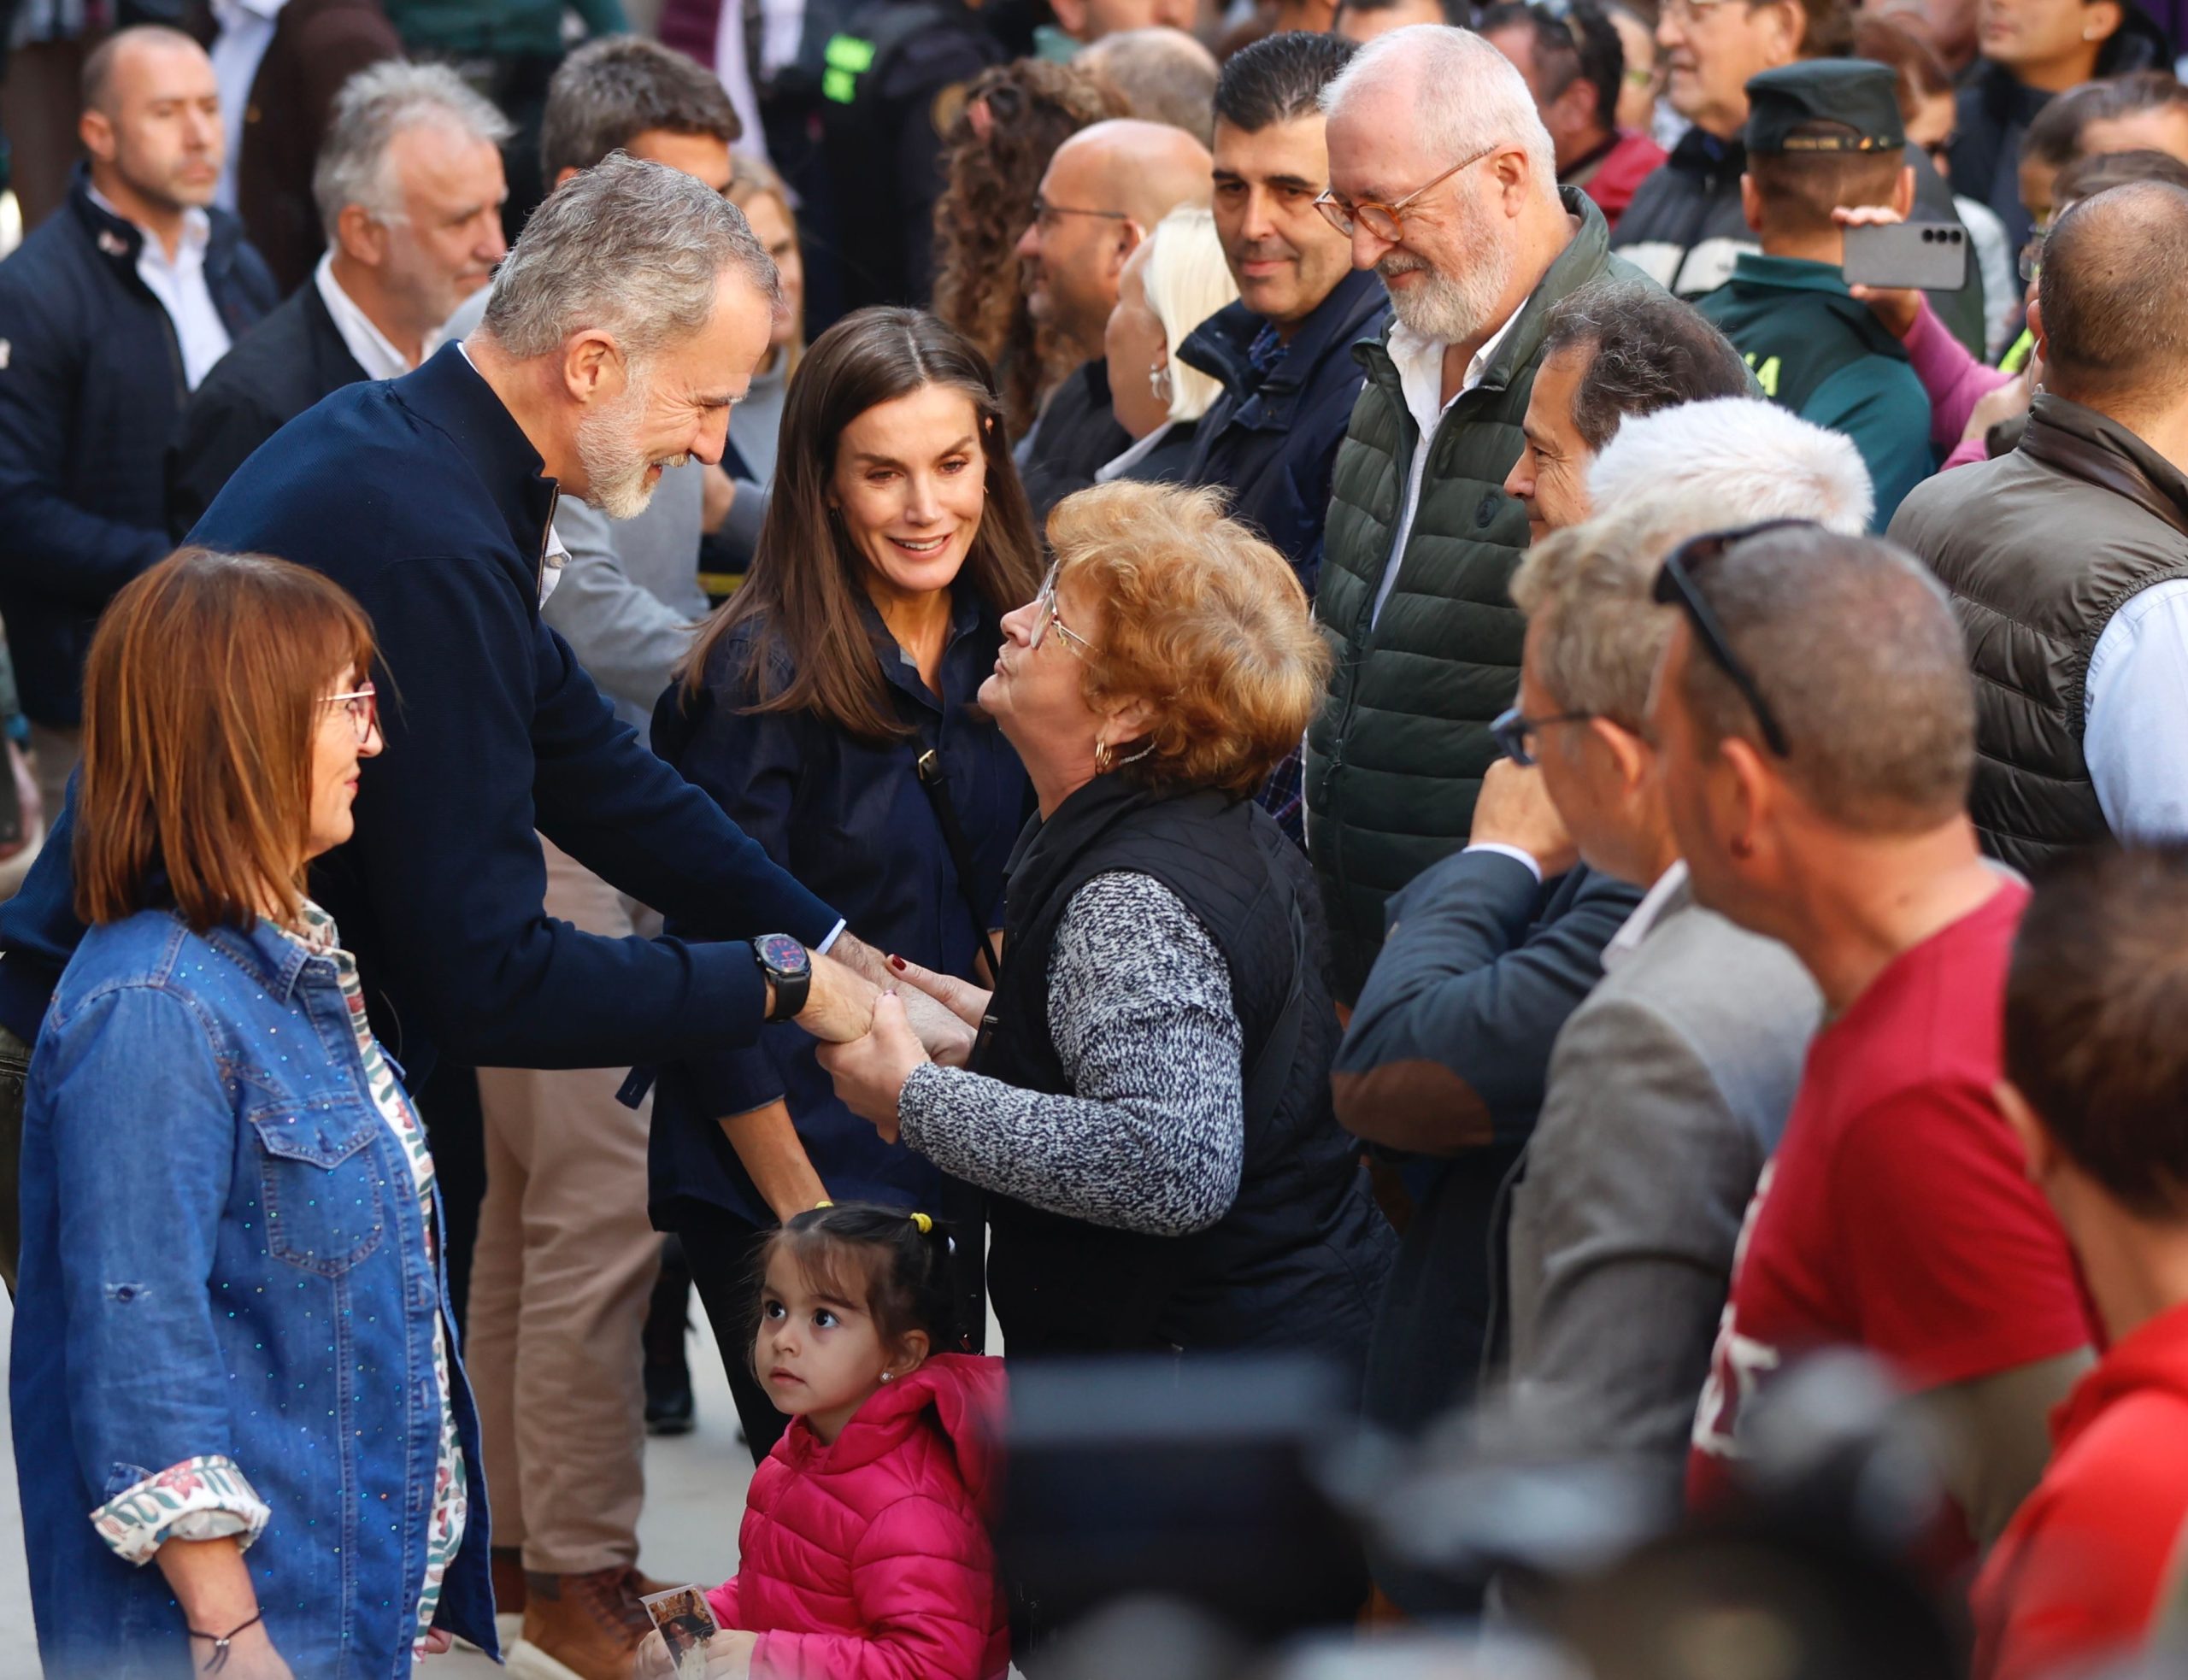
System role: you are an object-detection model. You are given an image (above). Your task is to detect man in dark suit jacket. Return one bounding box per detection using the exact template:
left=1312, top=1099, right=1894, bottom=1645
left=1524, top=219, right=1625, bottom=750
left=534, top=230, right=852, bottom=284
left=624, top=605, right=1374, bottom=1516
left=0, top=27, right=276, bottom=819
left=169, top=59, right=510, bottom=531
left=207, top=0, right=403, bottom=291
left=1331, top=755, right=1642, bottom=1615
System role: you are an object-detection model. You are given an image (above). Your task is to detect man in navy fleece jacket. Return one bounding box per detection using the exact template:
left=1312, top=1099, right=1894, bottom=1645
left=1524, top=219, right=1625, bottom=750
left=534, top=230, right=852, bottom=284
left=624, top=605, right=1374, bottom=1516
left=0, top=157, right=958, bottom=1096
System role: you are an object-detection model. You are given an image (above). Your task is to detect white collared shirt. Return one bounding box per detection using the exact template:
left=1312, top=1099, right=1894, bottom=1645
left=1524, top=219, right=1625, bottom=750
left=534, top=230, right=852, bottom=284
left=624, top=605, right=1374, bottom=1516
left=91, top=185, right=231, bottom=390
left=1369, top=302, right=1527, bottom=630
left=209, top=0, right=291, bottom=212
left=315, top=251, right=427, bottom=380
left=1601, top=860, right=1690, bottom=973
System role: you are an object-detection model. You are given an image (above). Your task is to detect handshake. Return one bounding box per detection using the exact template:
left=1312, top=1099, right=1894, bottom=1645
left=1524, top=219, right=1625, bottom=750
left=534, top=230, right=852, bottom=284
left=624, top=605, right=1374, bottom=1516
left=781, top=939, right=990, bottom=1141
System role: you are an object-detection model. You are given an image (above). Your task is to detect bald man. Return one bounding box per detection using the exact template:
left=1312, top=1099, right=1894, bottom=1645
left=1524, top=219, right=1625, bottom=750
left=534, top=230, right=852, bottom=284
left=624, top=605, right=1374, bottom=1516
left=1015, top=117, right=1213, bottom=517
left=0, top=25, right=274, bottom=820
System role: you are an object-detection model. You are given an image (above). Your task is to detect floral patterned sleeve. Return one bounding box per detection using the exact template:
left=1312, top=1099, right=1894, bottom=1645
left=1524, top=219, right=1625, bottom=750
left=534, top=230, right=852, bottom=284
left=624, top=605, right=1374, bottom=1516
left=90, top=1454, right=271, bottom=1565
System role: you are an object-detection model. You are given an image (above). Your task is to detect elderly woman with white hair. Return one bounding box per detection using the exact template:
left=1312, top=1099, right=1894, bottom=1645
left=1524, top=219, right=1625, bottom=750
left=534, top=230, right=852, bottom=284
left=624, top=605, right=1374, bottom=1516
left=1585, top=395, right=1877, bottom=535
left=1099, top=206, right=1240, bottom=485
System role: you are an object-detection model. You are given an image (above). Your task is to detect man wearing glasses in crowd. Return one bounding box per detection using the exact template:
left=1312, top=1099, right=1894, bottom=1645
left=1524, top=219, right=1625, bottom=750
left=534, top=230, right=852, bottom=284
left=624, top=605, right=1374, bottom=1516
left=1611, top=0, right=1985, bottom=347
left=1012, top=117, right=1215, bottom=518
left=1304, top=22, right=1648, bottom=1008
left=1302, top=26, right=1651, bottom=1607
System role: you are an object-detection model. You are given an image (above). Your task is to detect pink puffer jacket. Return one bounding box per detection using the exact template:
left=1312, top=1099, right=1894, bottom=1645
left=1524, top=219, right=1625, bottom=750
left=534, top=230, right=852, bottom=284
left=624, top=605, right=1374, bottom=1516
left=705, top=1354, right=1009, bottom=1680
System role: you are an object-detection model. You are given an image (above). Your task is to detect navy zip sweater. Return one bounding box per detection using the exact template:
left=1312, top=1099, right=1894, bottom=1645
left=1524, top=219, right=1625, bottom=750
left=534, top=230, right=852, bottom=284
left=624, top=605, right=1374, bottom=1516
left=0, top=346, right=840, bottom=1080
left=0, top=167, right=276, bottom=727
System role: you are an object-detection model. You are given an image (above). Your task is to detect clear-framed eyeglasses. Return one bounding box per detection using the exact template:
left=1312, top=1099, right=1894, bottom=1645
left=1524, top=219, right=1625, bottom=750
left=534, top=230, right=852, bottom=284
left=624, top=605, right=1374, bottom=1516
left=1026, top=565, right=1098, bottom=660
left=321, top=683, right=379, bottom=743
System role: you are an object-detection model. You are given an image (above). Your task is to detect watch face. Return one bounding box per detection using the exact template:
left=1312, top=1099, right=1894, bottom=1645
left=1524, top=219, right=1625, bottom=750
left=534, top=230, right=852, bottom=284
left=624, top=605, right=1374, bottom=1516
left=755, top=933, right=809, bottom=976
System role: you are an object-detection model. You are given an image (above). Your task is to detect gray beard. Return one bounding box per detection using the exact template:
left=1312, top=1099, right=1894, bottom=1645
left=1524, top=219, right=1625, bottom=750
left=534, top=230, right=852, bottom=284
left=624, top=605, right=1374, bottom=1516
left=1379, top=214, right=1516, bottom=345
left=574, top=375, right=664, bottom=521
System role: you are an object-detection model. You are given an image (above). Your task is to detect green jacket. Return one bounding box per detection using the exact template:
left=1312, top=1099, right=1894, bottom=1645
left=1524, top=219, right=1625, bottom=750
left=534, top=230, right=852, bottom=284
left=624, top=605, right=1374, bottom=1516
left=1305, top=190, right=1647, bottom=1002
left=1697, top=253, right=1933, bottom=528
left=382, top=0, right=624, bottom=61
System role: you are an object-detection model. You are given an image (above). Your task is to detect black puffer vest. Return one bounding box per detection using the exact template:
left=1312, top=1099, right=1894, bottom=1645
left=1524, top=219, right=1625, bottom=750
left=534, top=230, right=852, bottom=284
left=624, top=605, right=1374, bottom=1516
left=975, top=775, right=1392, bottom=1368
left=1891, top=395, right=2188, bottom=872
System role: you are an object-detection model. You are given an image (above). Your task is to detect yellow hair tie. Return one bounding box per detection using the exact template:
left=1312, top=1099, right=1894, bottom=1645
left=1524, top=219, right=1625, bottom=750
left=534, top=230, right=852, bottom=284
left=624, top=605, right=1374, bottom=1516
left=909, top=1212, right=932, bottom=1234
left=812, top=1200, right=833, bottom=1210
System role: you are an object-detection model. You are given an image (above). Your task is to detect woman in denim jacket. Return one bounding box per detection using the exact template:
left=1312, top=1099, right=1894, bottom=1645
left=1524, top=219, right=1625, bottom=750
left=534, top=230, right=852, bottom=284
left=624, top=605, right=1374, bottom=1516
left=11, top=549, right=496, bottom=1678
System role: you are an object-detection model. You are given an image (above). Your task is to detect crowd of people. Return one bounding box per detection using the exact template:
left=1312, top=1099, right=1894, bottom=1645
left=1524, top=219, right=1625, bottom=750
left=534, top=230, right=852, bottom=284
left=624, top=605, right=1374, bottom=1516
left=2, top=0, right=2188, bottom=1674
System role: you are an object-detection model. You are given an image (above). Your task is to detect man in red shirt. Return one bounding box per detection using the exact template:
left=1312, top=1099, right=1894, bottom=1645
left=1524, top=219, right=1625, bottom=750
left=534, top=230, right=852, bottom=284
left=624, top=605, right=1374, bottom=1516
left=1974, top=845, right=2188, bottom=1679
left=1644, top=521, right=2094, bottom=1556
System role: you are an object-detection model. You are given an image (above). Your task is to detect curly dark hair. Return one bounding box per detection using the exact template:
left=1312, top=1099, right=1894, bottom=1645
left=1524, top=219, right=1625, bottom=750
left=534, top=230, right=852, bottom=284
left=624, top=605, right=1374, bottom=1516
left=930, top=59, right=1126, bottom=438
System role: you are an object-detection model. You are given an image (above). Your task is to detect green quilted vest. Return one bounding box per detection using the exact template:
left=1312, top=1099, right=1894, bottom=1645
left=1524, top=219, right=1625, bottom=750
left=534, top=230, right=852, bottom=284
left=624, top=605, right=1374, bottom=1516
left=1305, top=191, right=1652, bottom=1000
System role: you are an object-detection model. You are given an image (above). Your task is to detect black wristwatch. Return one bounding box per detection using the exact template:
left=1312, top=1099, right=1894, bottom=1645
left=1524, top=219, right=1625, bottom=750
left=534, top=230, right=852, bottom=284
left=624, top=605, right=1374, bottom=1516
left=753, top=934, right=811, bottom=1023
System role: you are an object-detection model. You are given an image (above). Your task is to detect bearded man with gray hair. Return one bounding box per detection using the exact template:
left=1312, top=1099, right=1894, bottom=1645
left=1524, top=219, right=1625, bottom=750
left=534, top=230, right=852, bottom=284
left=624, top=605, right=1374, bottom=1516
left=0, top=173, right=973, bottom=1583
left=1303, top=23, right=1662, bottom=1006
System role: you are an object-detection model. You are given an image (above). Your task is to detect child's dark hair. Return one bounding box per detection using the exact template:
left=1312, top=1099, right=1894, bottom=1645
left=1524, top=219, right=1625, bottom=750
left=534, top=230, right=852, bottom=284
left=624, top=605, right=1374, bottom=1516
left=748, top=1202, right=963, bottom=1367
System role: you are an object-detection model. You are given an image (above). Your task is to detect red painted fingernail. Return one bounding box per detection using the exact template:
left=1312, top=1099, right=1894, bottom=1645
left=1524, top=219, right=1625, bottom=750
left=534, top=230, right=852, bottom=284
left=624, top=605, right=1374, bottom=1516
left=888, top=954, right=907, bottom=971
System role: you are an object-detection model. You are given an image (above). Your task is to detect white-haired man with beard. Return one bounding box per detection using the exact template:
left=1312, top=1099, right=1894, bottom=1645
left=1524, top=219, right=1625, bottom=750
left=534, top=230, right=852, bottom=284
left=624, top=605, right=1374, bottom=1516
left=1303, top=22, right=1662, bottom=1009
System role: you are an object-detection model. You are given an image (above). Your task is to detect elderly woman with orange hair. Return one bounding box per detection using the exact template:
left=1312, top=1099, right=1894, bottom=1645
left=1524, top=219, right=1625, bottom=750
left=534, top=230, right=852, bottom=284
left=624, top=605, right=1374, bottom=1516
left=821, top=481, right=1392, bottom=1377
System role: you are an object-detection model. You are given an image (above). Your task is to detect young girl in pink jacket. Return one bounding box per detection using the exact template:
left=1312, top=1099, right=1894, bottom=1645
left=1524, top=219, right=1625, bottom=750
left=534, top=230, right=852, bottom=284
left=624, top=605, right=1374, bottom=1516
left=636, top=1203, right=1009, bottom=1680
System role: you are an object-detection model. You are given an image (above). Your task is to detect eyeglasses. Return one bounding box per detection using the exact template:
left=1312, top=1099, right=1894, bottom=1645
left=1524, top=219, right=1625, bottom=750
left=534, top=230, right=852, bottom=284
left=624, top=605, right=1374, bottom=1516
left=1029, top=197, right=1132, bottom=236
left=321, top=683, right=379, bottom=743
left=1650, top=521, right=1803, bottom=758
left=1491, top=706, right=1595, bottom=767
left=1313, top=144, right=1496, bottom=243
left=1026, top=565, right=1098, bottom=659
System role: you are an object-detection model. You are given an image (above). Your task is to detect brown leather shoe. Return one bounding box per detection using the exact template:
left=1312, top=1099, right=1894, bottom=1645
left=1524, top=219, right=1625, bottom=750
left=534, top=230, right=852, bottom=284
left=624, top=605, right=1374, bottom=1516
left=509, top=1567, right=652, bottom=1680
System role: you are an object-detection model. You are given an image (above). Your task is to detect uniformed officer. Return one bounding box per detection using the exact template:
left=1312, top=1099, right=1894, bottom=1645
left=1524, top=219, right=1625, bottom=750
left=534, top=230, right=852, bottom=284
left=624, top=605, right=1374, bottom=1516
left=816, top=0, right=1004, bottom=315
left=1697, top=59, right=1933, bottom=528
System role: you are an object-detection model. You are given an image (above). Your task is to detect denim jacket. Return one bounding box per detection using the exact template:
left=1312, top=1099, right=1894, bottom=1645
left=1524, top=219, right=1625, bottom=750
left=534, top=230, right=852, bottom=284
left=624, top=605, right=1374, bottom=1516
left=10, top=908, right=495, bottom=1678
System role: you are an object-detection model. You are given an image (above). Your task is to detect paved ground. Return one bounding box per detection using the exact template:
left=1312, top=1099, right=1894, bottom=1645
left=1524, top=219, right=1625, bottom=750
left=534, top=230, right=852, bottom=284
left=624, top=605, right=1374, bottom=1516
left=0, top=1289, right=756, bottom=1679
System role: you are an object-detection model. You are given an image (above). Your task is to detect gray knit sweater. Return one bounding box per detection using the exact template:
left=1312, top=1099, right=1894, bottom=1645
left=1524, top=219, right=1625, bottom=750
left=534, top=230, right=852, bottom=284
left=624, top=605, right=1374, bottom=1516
left=898, top=870, right=1247, bottom=1237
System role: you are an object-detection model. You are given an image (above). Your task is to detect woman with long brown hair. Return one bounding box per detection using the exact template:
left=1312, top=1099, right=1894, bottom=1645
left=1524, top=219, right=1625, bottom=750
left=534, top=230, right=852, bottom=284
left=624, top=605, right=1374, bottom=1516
left=930, top=59, right=1126, bottom=438
left=648, top=307, right=1042, bottom=1461
left=14, top=548, right=495, bottom=1677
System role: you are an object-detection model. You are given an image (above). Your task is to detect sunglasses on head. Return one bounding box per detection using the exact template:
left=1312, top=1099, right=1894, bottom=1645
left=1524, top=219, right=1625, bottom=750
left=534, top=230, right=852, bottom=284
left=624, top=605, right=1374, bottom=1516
left=1650, top=520, right=1809, bottom=759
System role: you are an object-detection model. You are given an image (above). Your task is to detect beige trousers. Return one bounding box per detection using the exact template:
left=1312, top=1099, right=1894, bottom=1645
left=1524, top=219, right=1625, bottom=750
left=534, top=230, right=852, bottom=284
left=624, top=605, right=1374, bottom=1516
left=469, top=838, right=663, bottom=1575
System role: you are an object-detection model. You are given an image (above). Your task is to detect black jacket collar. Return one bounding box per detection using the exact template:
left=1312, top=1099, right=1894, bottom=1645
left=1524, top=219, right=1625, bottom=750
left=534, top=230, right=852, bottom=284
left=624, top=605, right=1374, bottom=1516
left=1667, top=123, right=1744, bottom=191
left=388, top=343, right=562, bottom=579
left=66, top=161, right=250, bottom=289
left=1177, top=268, right=1389, bottom=426
left=1003, top=772, right=1229, bottom=937
left=297, top=275, right=372, bottom=392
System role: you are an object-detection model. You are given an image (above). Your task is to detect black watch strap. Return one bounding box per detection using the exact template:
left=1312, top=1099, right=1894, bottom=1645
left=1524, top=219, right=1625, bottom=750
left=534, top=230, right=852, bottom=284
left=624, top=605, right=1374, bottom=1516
left=754, top=933, right=811, bottom=1023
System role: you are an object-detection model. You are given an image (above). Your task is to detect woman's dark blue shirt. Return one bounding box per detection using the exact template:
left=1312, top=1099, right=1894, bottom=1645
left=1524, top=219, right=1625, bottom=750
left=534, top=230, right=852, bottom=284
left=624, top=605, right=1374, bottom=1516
left=647, top=589, right=1028, bottom=1228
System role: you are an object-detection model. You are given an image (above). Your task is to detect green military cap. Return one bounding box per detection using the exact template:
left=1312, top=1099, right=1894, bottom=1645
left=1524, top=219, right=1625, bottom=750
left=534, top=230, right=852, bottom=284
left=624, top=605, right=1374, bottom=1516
left=1744, top=60, right=1907, bottom=155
